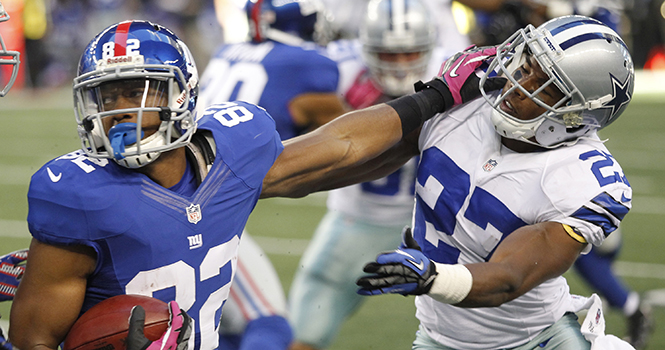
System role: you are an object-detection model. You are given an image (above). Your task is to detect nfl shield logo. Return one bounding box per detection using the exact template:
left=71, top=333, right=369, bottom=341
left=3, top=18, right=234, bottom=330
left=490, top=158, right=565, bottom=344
left=482, top=159, right=498, bottom=172
left=186, top=204, right=202, bottom=224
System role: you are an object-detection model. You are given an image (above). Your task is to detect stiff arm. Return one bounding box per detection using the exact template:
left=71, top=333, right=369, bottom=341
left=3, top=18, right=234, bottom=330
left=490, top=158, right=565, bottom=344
left=261, top=104, right=408, bottom=198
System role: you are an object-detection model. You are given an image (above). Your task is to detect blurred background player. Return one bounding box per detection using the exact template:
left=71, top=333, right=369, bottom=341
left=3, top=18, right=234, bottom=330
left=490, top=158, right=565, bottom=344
left=199, top=0, right=343, bottom=139
left=469, top=0, right=622, bottom=47
left=0, top=1, right=19, bottom=97
left=285, top=1, right=453, bottom=349
left=320, top=0, right=471, bottom=51
left=574, top=227, right=654, bottom=348
left=217, top=234, right=293, bottom=350
left=198, top=0, right=346, bottom=349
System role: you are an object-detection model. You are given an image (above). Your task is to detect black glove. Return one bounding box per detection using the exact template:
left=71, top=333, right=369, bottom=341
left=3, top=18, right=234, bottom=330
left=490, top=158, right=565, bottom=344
left=356, top=227, right=438, bottom=296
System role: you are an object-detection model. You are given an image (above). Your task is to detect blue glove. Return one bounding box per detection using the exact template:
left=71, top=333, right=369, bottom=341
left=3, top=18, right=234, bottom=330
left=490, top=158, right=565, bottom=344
left=356, top=227, right=438, bottom=296
left=0, top=249, right=28, bottom=302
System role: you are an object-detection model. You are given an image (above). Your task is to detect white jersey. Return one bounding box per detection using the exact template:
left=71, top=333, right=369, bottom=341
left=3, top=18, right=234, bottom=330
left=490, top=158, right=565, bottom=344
left=327, top=158, right=419, bottom=225
left=413, top=97, right=631, bottom=349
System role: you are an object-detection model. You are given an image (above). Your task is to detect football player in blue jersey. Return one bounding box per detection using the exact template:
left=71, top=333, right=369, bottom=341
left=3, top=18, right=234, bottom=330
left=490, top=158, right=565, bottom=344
left=199, top=1, right=345, bottom=349
left=261, top=15, right=639, bottom=349
left=9, top=20, right=284, bottom=350
left=199, top=0, right=344, bottom=141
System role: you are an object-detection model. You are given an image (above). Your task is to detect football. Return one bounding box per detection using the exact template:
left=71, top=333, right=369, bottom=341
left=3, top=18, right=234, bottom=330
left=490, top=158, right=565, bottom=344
left=63, top=294, right=170, bottom=350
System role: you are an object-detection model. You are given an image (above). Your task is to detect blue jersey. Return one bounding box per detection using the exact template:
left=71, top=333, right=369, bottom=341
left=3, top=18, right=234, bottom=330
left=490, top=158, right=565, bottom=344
left=27, top=101, right=283, bottom=350
left=198, top=40, right=340, bottom=140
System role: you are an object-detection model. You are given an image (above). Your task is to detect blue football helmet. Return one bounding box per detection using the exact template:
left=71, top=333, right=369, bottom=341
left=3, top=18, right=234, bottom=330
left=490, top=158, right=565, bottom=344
left=245, top=0, right=333, bottom=45
left=480, top=15, right=634, bottom=148
left=73, top=20, right=199, bottom=168
left=0, top=1, right=20, bottom=97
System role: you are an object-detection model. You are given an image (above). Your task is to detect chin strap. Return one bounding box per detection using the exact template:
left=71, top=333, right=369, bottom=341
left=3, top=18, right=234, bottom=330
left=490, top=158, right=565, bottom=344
left=185, top=131, right=216, bottom=183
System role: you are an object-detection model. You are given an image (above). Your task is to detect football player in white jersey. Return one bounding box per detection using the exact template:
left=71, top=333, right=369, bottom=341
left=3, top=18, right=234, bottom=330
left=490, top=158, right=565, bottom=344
left=262, top=15, right=636, bottom=349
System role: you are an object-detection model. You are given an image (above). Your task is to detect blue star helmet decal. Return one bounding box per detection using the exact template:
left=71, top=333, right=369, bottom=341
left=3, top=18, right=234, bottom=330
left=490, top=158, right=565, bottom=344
left=604, top=73, right=632, bottom=123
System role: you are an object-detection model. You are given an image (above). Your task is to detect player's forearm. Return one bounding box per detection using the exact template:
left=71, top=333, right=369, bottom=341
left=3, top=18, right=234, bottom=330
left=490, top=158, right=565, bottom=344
left=261, top=104, right=403, bottom=198
left=7, top=338, right=59, bottom=350
left=454, top=222, right=583, bottom=307
left=453, top=262, right=526, bottom=307
left=9, top=304, right=64, bottom=350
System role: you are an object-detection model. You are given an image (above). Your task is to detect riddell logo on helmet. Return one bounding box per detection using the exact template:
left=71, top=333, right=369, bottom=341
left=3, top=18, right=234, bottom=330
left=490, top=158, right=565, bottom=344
left=105, top=56, right=132, bottom=64
left=97, top=55, right=145, bottom=69
left=176, top=92, right=187, bottom=105
left=175, top=80, right=196, bottom=105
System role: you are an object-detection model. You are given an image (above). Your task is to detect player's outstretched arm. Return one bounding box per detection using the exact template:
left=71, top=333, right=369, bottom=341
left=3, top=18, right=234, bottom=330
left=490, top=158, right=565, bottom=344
left=9, top=239, right=96, bottom=350
left=261, top=46, right=504, bottom=199
left=262, top=104, right=405, bottom=198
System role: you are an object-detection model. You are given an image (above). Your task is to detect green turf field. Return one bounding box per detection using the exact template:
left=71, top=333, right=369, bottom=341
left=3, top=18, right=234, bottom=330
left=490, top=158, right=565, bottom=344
left=0, top=87, right=663, bottom=349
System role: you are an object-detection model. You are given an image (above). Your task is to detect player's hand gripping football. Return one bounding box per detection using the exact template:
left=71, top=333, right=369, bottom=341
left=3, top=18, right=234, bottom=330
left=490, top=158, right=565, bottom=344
left=415, top=45, right=506, bottom=110
left=0, top=249, right=28, bottom=302
left=356, top=227, right=438, bottom=296
left=127, top=301, right=192, bottom=350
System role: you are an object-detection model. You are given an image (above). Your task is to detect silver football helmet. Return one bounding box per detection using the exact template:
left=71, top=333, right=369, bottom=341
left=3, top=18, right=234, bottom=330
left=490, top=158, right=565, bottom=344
left=0, top=1, right=20, bottom=97
left=480, top=15, right=634, bottom=148
left=359, top=0, right=436, bottom=96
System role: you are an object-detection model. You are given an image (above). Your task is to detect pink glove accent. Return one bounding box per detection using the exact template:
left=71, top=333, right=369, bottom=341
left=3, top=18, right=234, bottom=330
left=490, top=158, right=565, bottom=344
left=128, top=301, right=192, bottom=350
left=345, top=70, right=384, bottom=109
left=145, top=301, right=185, bottom=350
left=438, top=46, right=498, bottom=106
